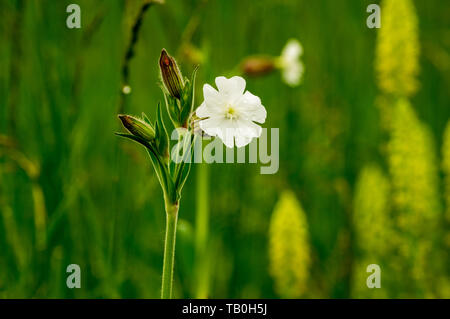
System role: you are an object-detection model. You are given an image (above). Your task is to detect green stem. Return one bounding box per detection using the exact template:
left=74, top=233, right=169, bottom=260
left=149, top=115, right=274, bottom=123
left=195, top=161, right=210, bottom=298
left=161, top=200, right=179, bottom=299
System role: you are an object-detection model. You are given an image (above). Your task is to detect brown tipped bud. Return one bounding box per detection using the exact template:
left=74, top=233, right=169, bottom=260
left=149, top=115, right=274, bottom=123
left=159, top=49, right=184, bottom=99
left=241, top=57, right=275, bottom=77
left=118, top=114, right=155, bottom=141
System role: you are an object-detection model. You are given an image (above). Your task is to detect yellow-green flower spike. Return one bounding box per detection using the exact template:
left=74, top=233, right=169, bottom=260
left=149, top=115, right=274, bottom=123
left=352, top=164, right=393, bottom=298
left=443, top=121, right=450, bottom=223
left=388, top=99, right=441, bottom=233
left=353, top=165, right=391, bottom=256
left=268, top=190, right=310, bottom=298
left=376, top=0, right=420, bottom=97
left=387, top=99, right=444, bottom=297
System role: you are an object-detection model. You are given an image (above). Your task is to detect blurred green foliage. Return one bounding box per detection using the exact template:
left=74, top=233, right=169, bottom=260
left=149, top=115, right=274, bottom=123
left=0, top=0, right=449, bottom=298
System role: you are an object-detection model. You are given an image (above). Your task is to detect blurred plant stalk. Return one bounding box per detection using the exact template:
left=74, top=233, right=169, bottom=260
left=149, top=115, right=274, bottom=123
left=178, top=25, right=212, bottom=297
left=195, top=159, right=211, bottom=298
left=0, top=142, right=47, bottom=251
left=119, top=0, right=165, bottom=113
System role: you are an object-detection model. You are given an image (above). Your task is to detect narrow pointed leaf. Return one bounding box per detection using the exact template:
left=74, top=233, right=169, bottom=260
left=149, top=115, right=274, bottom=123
left=156, top=102, right=170, bottom=160
left=142, top=112, right=152, bottom=125
left=180, top=66, right=198, bottom=127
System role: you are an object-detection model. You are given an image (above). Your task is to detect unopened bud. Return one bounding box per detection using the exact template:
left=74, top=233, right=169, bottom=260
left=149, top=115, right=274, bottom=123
left=118, top=114, right=155, bottom=141
left=241, top=57, right=275, bottom=77
left=159, top=49, right=184, bottom=99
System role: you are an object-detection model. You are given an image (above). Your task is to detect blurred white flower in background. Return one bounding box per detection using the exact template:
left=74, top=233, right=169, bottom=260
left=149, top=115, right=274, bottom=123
left=276, top=39, right=304, bottom=87
left=196, top=76, right=267, bottom=148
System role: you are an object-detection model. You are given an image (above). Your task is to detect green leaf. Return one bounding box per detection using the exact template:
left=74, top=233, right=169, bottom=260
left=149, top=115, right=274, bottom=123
left=175, top=159, right=192, bottom=201
left=174, top=133, right=196, bottom=195
left=180, top=66, right=198, bottom=127
left=145, top=147, right=166, bottom=192
left=116, top=131, right=169, bottom=193
left=155, top=102, right=170, bottom=161
left=146, top=145, right=176, bottom=204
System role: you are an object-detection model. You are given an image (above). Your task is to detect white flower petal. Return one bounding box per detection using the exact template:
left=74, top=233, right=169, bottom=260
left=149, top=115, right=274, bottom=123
left=225, top=119, right=262, bottom=148
left=236, top=91, right=267, bottom=123
left=221, top=127, right=236, bottom=148
left=195, top=102, right=210, bottom=118
left=282, top=39, right=303, bottom=62
left=278, top=39, right=304, bottom=87
left=196, top=100, right=224, bottom=118
left=196, top=84, right=227, bottom=118
left=203, top=84, right=224, bottom=108
left=239, top=90, right=262, bottom=106
left=237, top=118, right=263, bottom=138
left=215, top=76, right=246, bottom=102
left=235, top=133, right=253, bottom=148
left=198, top=117, right=227, bottom=137
left=282, top=60, right=303, bottom=87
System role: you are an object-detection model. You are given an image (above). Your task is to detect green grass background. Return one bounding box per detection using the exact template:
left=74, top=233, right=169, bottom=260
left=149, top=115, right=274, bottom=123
left=0, top=0, right=449, bottom=298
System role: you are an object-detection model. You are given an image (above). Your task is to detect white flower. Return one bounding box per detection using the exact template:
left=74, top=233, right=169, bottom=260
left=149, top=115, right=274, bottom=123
left=196, top=76, right=267, bottom=148
left=277, top=39, right=304, bottom=87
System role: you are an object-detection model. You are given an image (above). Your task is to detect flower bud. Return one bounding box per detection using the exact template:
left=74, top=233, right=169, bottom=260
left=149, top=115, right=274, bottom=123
left=241, top=56, right=275, bottom=77
left=159, top=49, right=184, bottom=99
left=118, top=114, right=155, bottom=141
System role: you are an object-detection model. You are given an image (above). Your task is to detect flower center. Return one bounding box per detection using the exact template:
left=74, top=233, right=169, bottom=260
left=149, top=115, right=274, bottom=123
left=225, top=105, right=238, bottom=120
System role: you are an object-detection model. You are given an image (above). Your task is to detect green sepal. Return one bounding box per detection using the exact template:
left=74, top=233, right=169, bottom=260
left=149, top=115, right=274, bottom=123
left=164, top=92, right=182, bottom=128
left=115, top=132, right=151, bottom=149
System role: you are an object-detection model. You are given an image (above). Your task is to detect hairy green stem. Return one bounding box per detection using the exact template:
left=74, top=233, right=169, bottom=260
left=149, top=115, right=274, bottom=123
left=161, top=200, right=179, bottom=299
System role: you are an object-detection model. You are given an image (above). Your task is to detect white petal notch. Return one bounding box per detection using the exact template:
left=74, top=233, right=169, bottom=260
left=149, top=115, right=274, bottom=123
left=196, top=76, right=267, bottom=148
